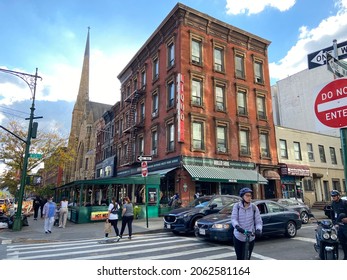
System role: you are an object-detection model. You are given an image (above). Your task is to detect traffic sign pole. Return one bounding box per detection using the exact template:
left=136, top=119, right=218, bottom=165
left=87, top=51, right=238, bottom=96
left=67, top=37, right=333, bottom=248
left=341, top=128, right=347, bottom=194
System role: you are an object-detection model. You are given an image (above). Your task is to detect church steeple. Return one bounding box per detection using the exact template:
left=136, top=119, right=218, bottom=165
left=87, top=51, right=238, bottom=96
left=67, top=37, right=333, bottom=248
left=75, top=27, right=90, bottom=109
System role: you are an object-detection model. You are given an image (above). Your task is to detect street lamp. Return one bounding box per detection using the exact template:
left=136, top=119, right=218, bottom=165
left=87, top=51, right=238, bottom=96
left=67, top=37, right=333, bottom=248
left=0, top=67, right=42, bottom=231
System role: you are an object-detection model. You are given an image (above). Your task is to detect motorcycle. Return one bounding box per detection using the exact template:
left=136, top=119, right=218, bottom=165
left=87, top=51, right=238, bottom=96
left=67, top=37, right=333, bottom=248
left=313, top=218, right=339, bottom=260
left=0, top=212, right=29, bottom=229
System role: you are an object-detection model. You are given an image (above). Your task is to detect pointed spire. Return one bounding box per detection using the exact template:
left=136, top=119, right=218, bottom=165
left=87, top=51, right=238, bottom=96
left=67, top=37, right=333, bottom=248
left=75, top=28, right=90, bottom=109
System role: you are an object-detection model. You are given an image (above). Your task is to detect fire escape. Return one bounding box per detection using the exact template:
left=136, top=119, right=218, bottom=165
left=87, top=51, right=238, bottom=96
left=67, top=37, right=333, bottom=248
left=121, top=86, right=145, bottom=166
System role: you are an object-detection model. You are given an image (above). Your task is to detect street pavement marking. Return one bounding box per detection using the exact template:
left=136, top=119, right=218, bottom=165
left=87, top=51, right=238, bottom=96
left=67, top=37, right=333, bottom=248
left=294, top=237, right=316, bottom=243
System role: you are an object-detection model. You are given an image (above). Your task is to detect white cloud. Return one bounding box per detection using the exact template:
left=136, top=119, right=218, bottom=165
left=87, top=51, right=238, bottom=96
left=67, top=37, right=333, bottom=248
left=226, top=0, right=296, bottom=15
left=269, top=0, right=347, bottom=82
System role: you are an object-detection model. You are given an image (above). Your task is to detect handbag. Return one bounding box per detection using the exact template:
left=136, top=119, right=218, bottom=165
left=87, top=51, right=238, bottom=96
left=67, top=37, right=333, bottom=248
left=104, top=220, right=112, bottom=234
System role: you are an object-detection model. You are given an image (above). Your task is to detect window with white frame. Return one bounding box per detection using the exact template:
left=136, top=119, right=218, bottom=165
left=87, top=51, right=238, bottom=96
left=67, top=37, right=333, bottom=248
left=330, top=147, right=337, bottom=164
left=151, top=130, right=158, bottom=155
left=235, top=53, right=245, bottom=79
left=167, top=80, right=175, bottom=108
left=152, top=91, right=158, bottom=117
left=215, top=84, right=225, bottom=111
left=167, top=41, right=175, bottom=68
left=279, top=139, right=288, bottom=159
left=307, top=143, right=314, bottom=161
left=237, top=88, right=247, bottom=115
left=153, top=56, right=159, bottom=80
left=192, top=121, right=204, bottom=150
left=141, top=70, right=146, bottom=88
left=191, top=38, right=202, bottom=65
left=216, top=125, right=227, bottom=153
left=254, top=59, right=264, bottom=84
left=256, top=94, right=266, bottom=119
left=192, top=78, right=202, bottom=106
left=294, top=142, right=302, bottom=160
left=260, top=132, right=270, bottom=158
left=239, top=129, right=250, bottom=156
left=167, top=122, right=175, bottom=152
left=214, top=46, right=224, bottom=72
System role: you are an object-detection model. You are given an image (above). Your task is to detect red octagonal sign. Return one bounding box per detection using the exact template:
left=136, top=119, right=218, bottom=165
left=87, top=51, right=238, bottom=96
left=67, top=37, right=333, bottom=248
left=314, top=78, right=347, bottom=128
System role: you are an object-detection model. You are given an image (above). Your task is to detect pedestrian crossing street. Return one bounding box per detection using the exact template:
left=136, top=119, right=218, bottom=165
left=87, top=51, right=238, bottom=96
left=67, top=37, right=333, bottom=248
left=3, top=232, right=275, bottom=260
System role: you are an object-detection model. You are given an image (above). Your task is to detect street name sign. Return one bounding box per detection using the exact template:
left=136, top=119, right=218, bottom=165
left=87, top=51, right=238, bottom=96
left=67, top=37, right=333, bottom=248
left=314, top=78, right=347, bottom=128
left=29, top=153, right=42, bottom=159
left=326, top=53, right=347, bottom=78
left=308, top=40, right=347, bottom=69
left=137, top=155, right=152, bottom=162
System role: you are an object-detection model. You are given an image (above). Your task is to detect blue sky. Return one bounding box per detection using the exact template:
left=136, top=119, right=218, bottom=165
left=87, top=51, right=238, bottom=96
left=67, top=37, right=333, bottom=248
left=0, top=0, right=347, bottom=136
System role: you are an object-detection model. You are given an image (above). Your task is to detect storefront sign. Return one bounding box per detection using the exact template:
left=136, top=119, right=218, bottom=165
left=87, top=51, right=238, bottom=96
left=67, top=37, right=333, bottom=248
left=176, top=73, right=185, bottom=142
left=90, top=211, right=109, bottom=221
left=280, top=164, right=310, bottom=177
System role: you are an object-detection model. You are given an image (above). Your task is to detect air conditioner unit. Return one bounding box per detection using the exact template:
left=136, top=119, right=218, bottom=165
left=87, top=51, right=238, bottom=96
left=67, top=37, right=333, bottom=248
left=218, top=147, right=226, bottom=152
left=152, top=112, right=157, bottom=118
left=216, top=104, right=224, bottom=111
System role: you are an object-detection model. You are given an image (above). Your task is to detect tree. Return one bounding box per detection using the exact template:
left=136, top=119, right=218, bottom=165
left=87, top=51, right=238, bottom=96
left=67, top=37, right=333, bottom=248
left=0, top=120, right=75, bottom=197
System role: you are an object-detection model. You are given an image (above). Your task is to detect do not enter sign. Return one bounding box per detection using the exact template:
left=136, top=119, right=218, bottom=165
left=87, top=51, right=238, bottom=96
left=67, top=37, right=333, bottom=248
left=314, top=78, right=347, bottom=128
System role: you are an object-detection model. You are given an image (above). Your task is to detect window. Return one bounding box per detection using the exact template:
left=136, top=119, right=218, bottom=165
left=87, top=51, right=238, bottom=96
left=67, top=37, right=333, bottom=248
left=151, top=130, right=158, bottom=155
left=167, top=41, right=175, bottom=68
left=133, top=78, right=137, bottom=92
left=303, top=177, right=314, bottom=191
left=319, top=145, right=326, bottom=163
left=152, top=92, right=158, bottom=117
left=237, top=89, right=247, bottom=115
left=215, top=84, right=225, bottom=111
left=167, top=80, right=175, bottom=108
left=192, top=78, right=202, bottom=106
left=260, top=132, right=270, bottom=158
left=330, top=147, right=337, bottom=164
left=307, top=143, right=314, bottom=162
left=140, top=102, right=145, bottom=122
left=153, top=56, right=159, bottom=80
left=235, top=53, right=245, bottom=79
left=239, top=129, right=250, bottom=155
left=279, top=139, right=288, bottom=159
left=141, top=70, right=146, bottom=88
left=256, top=95, right=266, bottom=120
left=138, top=135, right=144, bottom=155
left=254, top=59, right=264, bottom=83
left=167, top=122, right=175, bottom=152
left=216, top=125, right=227, bottom=152
left=214, top=46, right=224, bottom=72
left=332, top=179, right=341, bottom=192
left=192, top=121, right=204, bottom=150
left=294, top=142, right=302, bottom=160
left=191, top=38, right=202, bottom=65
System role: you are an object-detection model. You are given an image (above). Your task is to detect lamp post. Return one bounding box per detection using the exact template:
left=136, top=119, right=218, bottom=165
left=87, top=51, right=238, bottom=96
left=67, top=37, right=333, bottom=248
left=0, top=67, right=42, bottom=231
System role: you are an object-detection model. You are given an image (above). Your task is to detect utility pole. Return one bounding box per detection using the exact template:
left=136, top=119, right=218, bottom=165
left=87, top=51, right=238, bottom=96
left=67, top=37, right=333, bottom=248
left=0, top=67, right=42, bottom=231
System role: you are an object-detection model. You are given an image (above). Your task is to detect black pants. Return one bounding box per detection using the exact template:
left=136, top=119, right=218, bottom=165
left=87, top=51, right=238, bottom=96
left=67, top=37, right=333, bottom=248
left=120, top=215, right=134, bottom=237
left=33, top=207, right=40, bottom=219
left=233, top=236, right=255, bottom=260
left=109, top=219, right=119, bottom=236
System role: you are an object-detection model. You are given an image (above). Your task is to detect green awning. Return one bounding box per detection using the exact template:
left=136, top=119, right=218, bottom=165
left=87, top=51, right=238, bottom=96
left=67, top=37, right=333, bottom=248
left=183, top=165, right=268, bottom=184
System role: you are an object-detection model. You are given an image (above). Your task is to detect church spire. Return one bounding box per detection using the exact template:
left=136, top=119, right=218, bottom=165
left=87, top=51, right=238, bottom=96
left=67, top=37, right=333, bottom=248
left=75, top=27, right=90, bottom=108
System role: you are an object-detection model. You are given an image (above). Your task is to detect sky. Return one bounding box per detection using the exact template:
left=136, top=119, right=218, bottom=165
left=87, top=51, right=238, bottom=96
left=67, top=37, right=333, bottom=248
left=1, top=0, right=347, bottom=137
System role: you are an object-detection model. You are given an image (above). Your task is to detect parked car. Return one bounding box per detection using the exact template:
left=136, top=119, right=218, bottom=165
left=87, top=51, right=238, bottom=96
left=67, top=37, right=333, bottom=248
left=271, top=198, right=313, bottom=224
left=194, top=200, right=302, bottom=243
left=163, top=195, right=241, bottom=234
left=324, top=196, right=347, bottom=218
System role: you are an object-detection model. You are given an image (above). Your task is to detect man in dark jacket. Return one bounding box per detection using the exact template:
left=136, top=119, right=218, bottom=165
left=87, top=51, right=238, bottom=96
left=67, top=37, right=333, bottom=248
left=330, top=190, right=347, bottom=260
left=32, top=195, right=41, bottom=220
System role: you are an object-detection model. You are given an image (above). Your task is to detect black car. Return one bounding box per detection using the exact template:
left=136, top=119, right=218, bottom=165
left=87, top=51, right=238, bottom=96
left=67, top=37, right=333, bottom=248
left=272, top=198, right=313, bottom=224
left=163, top=195, right=241, bottom=234
left=194, top=200, right=302, bottom=243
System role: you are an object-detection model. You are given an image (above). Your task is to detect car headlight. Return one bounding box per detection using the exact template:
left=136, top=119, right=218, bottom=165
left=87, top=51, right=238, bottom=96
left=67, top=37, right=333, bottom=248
left=331, top=233, right=338, bottom=240
left=212, top=224, right=230, bottom=229
left=323, top=232, right=330, bottom=239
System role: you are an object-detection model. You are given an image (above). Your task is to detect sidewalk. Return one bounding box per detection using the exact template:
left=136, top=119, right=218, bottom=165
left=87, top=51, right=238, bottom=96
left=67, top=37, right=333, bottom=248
left=0, top=216, right=164, bottom=244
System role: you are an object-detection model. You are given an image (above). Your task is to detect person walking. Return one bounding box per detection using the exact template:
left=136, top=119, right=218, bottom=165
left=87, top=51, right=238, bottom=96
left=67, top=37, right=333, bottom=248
left=42, top=196, right=57, bottom=234
left=231, top=187, right=263, bottom=260
left=120, top=197, right=134, bottom=240
left=32, top=195, right=41, bottom=220
left=330, top=190, right=347, bottom=260
left=106, top=197, right=121, bottom=241
left=58, top=197, right=68, bottom=228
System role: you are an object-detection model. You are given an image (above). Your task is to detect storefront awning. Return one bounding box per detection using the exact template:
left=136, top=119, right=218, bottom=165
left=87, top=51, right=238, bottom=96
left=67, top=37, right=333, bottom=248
left=148, top=167, right=177, bottom=177
left=263, top=170, right=281, bottom=180
left=183, top=165, right=268, bottom=184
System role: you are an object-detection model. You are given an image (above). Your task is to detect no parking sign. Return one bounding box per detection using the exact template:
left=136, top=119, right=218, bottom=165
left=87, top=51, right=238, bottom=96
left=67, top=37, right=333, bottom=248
left=314, top=78, right=347, bottom=128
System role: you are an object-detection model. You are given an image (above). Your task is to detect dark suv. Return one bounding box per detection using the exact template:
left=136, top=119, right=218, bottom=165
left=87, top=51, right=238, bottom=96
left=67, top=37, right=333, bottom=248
left=163, top=195, right=241, bottom=234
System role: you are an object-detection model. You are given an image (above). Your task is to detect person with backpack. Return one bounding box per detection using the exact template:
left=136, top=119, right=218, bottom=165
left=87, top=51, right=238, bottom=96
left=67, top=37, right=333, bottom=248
left=330, top=190, right=347, bottom=259
left=106, top=197, right=121, bottom=241
left=231, top=187, right=263, bottom=260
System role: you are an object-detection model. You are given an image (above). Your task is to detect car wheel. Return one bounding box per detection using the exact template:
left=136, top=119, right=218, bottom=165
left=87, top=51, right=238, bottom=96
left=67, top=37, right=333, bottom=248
left=300, top=211, right=309, bottom=224
left=284, top=221, right=297, bottom=238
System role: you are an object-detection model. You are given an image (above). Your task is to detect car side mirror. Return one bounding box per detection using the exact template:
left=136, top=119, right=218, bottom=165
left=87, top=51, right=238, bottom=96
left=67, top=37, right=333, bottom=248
left=209, top=203, right=218, bottom=209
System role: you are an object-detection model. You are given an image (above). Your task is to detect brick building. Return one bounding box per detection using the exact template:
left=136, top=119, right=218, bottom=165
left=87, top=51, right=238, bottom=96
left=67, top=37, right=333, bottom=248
left=94, top=3, right=280, bottom=208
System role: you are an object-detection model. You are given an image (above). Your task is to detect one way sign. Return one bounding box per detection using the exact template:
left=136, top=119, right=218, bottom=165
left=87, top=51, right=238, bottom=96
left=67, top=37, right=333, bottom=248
left=307, top=40, right=347, bottom=69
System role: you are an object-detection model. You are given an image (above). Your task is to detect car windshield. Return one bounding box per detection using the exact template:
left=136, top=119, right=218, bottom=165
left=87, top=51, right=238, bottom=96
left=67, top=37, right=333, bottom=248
left=219, top=203, right=235, bottom=214
left=188, top=197, right=211, bottom=207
